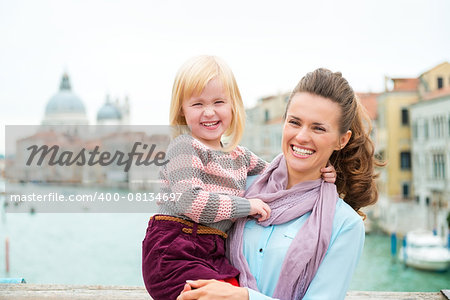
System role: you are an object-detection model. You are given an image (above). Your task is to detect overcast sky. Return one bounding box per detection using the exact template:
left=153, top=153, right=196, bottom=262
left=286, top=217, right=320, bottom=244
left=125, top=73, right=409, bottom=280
left=1, top=0, right=449, bottom=154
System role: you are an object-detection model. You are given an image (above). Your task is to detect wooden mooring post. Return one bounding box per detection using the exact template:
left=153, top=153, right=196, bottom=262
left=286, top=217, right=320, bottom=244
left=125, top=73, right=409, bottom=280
left=5, top=237, right=9, bottom=274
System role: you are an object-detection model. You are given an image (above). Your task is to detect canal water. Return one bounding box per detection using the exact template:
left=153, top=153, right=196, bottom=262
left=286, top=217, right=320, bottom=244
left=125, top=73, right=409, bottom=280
left=1, top=198, right=449, bottom=291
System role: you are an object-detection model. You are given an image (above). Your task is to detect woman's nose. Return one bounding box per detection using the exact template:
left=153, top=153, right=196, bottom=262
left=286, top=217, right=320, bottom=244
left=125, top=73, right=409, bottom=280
left=295, top=127, right=311, bottom=142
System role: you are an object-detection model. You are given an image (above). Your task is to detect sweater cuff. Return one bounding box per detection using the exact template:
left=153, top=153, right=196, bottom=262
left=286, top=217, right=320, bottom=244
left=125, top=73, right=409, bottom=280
left=230, top=195, right=251, bottom=219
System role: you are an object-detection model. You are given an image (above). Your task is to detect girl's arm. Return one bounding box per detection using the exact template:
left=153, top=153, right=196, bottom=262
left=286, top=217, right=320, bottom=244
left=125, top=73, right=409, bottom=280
left=161, top=135, right=251, bottom=224
left=244, top=148, right=268, bottom=176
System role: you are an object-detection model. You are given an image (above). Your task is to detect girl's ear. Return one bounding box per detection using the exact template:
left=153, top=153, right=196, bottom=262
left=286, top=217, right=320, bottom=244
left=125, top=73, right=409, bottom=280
left=335, top=130, right=352, bottom=150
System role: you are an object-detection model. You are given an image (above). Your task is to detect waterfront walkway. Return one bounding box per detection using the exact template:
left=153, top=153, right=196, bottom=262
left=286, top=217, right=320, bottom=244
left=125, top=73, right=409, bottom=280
left=0, top=284, right=447, bottom=299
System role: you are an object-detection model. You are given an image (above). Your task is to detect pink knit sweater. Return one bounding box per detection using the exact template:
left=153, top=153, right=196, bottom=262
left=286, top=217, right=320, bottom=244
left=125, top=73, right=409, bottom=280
left=158, top=134, right=268, bottom=232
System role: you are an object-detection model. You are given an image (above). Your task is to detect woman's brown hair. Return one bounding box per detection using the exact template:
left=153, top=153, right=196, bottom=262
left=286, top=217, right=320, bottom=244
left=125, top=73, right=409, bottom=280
left=285, top=68, right=383, bottom=216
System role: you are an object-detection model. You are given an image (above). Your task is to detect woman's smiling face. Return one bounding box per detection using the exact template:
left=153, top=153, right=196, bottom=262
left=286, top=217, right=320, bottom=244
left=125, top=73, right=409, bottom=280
left=282, top=92, right=351, bottom=188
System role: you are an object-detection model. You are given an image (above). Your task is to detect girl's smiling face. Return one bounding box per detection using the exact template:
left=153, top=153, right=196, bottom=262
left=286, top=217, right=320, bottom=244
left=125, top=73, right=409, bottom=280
left=282, top=92, right=351, bottom=188
left=181, top=77, right=232, bottom=149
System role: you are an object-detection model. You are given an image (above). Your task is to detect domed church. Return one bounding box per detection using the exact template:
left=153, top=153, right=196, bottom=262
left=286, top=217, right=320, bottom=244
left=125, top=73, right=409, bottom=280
left=42, top=73, right=89, bottom=126
left=97, top=95, right=130, bottom=125
left=42, top=73, right=130, bottom=128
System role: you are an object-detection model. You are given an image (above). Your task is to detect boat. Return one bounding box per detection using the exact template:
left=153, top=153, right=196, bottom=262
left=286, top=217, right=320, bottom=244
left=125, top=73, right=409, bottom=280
left=398, top=230, right=450, bottom=271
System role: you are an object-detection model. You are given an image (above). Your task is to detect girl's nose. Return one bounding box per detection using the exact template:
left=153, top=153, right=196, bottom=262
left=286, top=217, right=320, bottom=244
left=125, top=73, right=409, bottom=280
left=204, top=106, right=215, bottom=117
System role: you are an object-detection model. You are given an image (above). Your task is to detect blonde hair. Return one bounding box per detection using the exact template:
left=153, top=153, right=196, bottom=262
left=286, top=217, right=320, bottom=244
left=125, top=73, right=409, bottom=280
left=169, top=55, right=245, bottom=151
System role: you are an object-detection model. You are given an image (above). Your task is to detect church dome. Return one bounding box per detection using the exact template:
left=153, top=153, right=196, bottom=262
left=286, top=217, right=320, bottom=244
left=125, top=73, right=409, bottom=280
left=45, top=74, right=86, bottom=115
left=97, top=98, right=122, bottom=121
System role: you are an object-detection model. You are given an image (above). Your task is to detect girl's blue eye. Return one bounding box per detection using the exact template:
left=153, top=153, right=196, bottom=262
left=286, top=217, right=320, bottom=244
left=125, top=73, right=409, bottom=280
left=192, top=103, right=202, bottom=106
left=215, top=100, right=225, bottom=104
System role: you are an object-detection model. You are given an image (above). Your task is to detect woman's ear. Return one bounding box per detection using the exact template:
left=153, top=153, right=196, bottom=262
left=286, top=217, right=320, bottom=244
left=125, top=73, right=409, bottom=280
left=336, top=130, right=352, bottom=150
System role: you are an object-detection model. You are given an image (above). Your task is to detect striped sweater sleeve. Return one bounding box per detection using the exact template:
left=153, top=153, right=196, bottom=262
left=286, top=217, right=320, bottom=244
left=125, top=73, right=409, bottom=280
left=160, top=135, right=251, bottom=224
left=243, top=147, right=269, bottom=176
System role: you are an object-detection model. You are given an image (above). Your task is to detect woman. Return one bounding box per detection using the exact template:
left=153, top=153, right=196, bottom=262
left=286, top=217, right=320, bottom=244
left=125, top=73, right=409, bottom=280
left=177, top=68, right=381, bottom=300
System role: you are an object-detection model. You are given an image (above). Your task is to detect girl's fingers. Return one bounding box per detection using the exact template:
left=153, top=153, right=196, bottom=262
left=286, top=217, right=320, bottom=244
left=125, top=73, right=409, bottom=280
left=321, top=166, right=333, bottom=172
left=258, top=209, right=267, bottom=221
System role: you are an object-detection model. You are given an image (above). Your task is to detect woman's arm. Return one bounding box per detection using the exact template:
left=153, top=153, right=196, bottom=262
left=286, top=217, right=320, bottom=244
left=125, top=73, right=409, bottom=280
left=176, top=280, right=282, bottom=300
left=176, top=280, right=249, bottom=300
left=302, top=216, right=365, bottom=300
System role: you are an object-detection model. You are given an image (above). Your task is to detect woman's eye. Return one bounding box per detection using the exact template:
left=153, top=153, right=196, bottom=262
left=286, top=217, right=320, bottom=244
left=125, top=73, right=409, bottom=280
left=288, top=120, right=300, bottom=126
left=314, top=126, right=326, bottom=132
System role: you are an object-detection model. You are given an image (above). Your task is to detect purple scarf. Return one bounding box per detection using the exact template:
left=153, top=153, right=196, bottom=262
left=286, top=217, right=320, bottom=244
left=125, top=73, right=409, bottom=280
left=227, top=154, right=337, bottom=299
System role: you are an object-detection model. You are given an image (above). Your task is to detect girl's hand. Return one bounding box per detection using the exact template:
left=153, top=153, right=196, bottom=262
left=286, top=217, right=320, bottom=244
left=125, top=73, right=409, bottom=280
left=248, top=198, right=271, bottom=222
left=321, top=164, right=337, bottom=183
left=177, top=279, right=249, bottom=300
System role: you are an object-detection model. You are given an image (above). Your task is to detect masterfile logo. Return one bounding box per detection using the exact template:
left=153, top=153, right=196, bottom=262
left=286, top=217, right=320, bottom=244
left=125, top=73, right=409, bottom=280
left=4, top=125, right=180, bottom=213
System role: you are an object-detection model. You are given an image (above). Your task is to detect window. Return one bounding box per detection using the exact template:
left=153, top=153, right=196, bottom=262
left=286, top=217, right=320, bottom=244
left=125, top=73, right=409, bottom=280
left=447, top=115, right=450, bottom=136
left=437, top=77, right=443, bottom=89
left=426, top=197, right=430, bottom=206
left=443, top=157, right=446, bottom=179
left=401, top=108, right=409, bottom=126
left=433, top=118, right=440, bottom=138
left=424, top=121, right=429, bottom=139
left=402, top=183, right=410, bottom=199
left=412, top=122, right=418, bottom=139
left=400, top=152, right=411, bottom=170
left=264, top=109, right=269, bottom=122
left=433, top=154, right=446, bottom=179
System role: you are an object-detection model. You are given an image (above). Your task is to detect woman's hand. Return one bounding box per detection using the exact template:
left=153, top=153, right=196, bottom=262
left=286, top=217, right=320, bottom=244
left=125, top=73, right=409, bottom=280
left=177, top=279, right=249, bottom=300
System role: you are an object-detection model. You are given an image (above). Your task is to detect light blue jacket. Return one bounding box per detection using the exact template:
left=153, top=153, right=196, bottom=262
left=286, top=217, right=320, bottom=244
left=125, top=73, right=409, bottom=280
left=243, top=178, right=365, bottom=300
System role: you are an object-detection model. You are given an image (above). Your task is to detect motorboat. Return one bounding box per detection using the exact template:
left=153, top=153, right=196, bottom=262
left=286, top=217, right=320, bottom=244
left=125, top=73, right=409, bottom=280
left=398, top=230, right=450, bottom=272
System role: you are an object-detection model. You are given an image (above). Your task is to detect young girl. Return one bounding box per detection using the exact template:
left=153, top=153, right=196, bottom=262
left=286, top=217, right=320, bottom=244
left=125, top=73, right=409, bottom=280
left=142, top=56, right=335, bottom=300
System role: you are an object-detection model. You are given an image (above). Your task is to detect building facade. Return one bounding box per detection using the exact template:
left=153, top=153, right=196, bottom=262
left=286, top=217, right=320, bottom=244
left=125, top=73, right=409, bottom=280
left=376, top=62, right=450, bottom=235
left=376, top=78, right=419, bottom=201
left=411, top=92, right=450, bottom=237
left=241, top=92, right=290, bottom=161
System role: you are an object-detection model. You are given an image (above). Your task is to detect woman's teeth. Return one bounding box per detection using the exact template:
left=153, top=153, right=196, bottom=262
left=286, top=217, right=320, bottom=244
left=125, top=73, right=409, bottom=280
left=292, top=145, right=314, bottom=155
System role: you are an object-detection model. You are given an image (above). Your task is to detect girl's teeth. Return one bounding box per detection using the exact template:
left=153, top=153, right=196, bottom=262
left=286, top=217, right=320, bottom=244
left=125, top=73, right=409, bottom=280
left=292, top=146, right=314, bottom=155
left=203, top=121, right=219, bottom=127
